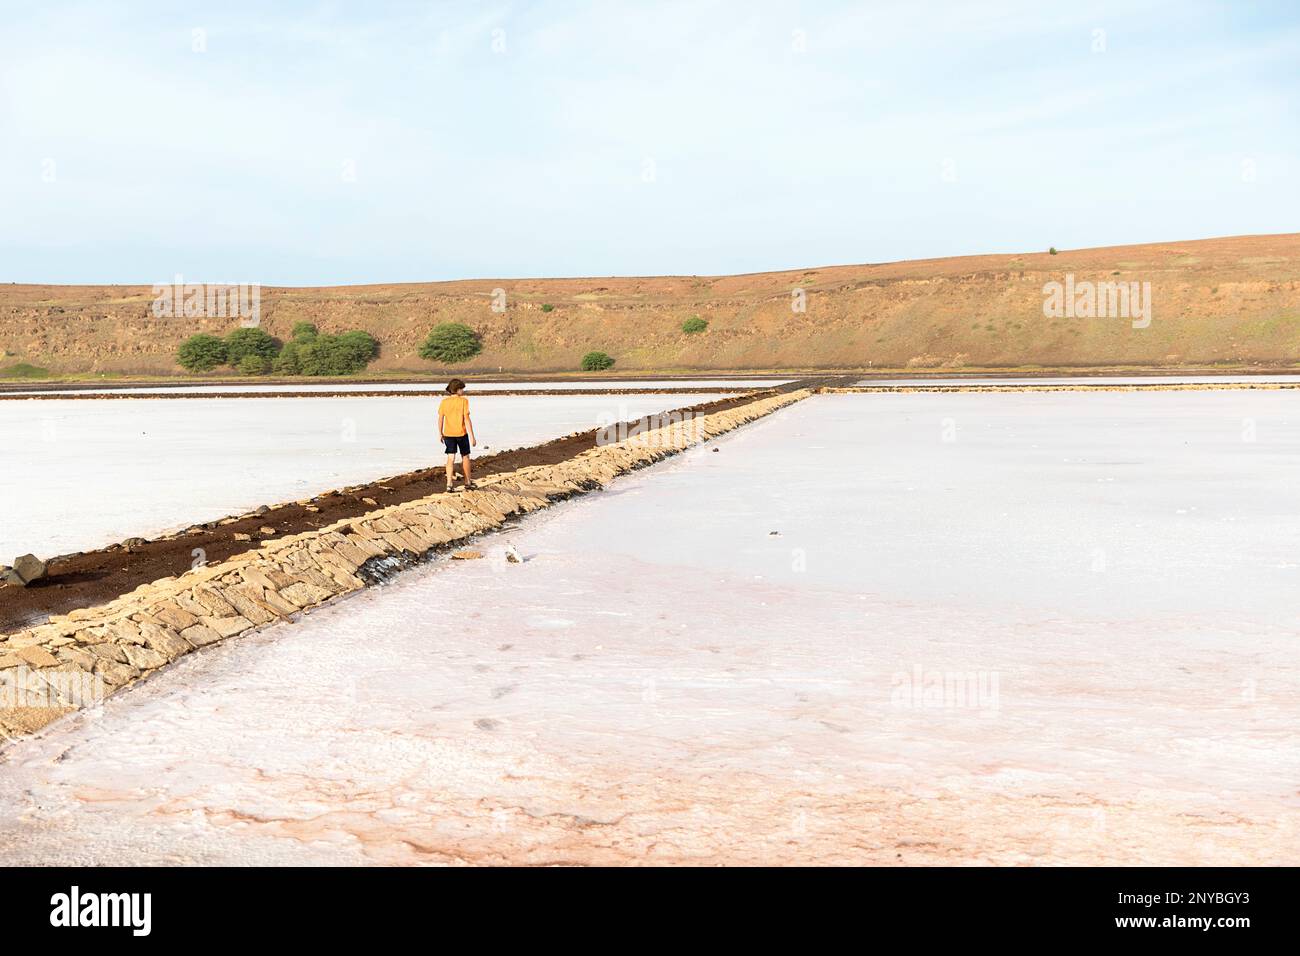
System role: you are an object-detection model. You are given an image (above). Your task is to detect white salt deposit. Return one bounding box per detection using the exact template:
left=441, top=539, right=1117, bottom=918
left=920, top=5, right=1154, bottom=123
left=0, top=392, right=721, bottom=557
left=0, top=391, right=1295, bottom=864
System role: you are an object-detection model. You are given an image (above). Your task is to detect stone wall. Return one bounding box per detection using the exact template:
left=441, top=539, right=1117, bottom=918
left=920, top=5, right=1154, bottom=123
left=0, top=390, right=809, bottom=742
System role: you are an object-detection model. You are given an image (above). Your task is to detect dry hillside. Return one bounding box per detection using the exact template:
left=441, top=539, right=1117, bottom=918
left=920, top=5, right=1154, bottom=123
left=2, top=234, right=1298, bottom=376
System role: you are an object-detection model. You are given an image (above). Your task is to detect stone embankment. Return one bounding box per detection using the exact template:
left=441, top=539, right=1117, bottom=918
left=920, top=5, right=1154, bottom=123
left=0, top=389, right=809, bottom=742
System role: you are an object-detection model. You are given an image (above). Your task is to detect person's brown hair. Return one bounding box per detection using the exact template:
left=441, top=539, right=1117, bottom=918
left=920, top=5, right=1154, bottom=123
left=445, top=378, right=466, bottom=394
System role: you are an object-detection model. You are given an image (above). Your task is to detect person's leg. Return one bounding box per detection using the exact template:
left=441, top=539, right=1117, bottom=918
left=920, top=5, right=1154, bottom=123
left=462, top=453, right=473, bottom=488
left=444, top=453, right=456, bottom=490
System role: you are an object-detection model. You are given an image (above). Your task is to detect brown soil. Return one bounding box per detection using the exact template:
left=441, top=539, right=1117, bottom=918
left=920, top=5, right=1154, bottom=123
left=0, top=382, right=830, bottom=633
left=3, top=233, right=1297, bottom=376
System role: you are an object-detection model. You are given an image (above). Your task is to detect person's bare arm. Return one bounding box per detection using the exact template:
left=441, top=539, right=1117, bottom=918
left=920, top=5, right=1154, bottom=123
left=467, top=411, right=476, bottom=447
left=438, top=413, right=445, bottom=442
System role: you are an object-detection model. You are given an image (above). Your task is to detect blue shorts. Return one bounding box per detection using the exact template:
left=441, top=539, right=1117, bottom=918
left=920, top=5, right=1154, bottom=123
left=443, top=435, right=471, bottom=457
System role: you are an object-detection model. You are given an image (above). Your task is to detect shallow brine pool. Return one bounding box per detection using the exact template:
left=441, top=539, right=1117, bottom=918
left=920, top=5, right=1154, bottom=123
left=0, top=392, right=722, bottom=558
left=853, top=374, right=1300, bottom=387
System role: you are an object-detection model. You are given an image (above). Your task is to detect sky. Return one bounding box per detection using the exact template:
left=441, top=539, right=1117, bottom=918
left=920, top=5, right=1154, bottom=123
left=0, top=0, right=1296, bottom=285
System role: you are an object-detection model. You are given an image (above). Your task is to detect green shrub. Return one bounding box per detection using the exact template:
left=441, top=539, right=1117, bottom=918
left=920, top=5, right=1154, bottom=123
left=280, top=330, right=371, bottom=376
left=177, top=334, right=228, bottom=372
left=336, top=329, right=378, bottom=365
left=224, top=327, right=279, bottom=366
left=581, top=350, right=614, bottom=371
left=296, top=334, right=374, bottom=376
left=540, top=304, right=554, bottom=313
left=291, top=322, right=319, bottom=342
left=237, top=353, right=270, bottom=375
left=682, top=316, right=708, bottom=334
left=1049, top=247, right=1058, bottom=255
left=419, top=322, right=482, bottom=363
left=296, top=339, right=340, bottom=376
left=273, top=341, right=303, bottom=375
left=0, top=361, right=51, bottom=379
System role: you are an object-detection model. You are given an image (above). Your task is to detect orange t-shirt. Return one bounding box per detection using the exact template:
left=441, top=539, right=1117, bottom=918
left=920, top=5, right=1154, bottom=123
left=439, top=395, right=470, bottom=437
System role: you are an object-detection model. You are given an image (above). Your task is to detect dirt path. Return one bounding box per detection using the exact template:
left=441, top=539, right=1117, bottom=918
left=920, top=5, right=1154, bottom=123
left=0, top=382, right=835, bottom=633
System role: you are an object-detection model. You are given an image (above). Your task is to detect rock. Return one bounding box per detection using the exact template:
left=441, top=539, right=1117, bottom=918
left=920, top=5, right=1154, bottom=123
left=55, top=646, right=98, bottom=671
left=361, top=497, right=378, bottom=506
left=94, top=659, right=140, bottom=687
left=191, top=586, right=237, bottom=617
left=201, top=615, right=253, bottom=638
left=768, top=531, right=780, bottom=536
left=152, top=602, right=200, bottom=631
left=121, top=537, right=147, bottom=552
left=257, top=588, right=299, bottom=618
left=179, top=623, right=224, bottom=647
left=279, top=582, right=334, bottom=607
left=104, top=619, right=145, bottom=645
left=305, top=505, right=320, bottom=513
left=220, top=585, right=276, bottom=625
left=8, top=554, right=47, bottom=586
left=137, top=622, right=191, bottom=659
left=233, top=532, right=252, bottom=542
left=258, top=526, right=276, bottom=536
left=452, top=550, right=485, bottom=560
left=255, top=505, right=270, bottom=515
left=17, top=646, right=60, bottom=668
left=0, top=708, right=73, bottom=736
left=89, top=643, right=127, bottom=664
left=122, top=644, right=168, bottom=670
left=505, top=545, right=522, bottom=564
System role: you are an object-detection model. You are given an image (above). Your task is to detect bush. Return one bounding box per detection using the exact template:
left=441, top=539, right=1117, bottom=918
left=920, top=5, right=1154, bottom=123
left=1049, top=247, right=1058, bottom=255
left=540, top=304, right=554, bottom=313
left=297, top=339, right=342, bottom=376
left=224, top=327, right=279, bottom=366
left=419, top=323, right=481, bottom=364
left=291, top=322, right=319, bottom=342
left=295, top=335, right=368, bottom=376
left=177, top=334, right=228, bottom=372
left=682, top=316, right=708, bottom=334
left=237, top=353, right=270, bottom=375
left=581, top=350, right=614, bottom=371
left=0, top=361, right=51, bottom=379
left=336, top=329, right=378, bottom=365
left=273, top=341, right=303, bottom=375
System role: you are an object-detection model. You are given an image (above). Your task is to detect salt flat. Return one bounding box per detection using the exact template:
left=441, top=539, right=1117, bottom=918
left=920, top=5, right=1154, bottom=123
left=853, top=374, right=1300, bottom=387
left=0, top=392, right=721, bottom=558
left=0, top=391, right=1295, bottom=865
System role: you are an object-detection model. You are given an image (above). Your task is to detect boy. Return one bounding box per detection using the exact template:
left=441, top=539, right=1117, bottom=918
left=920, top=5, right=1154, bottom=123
left=438, top=378, right=477, bottom=492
